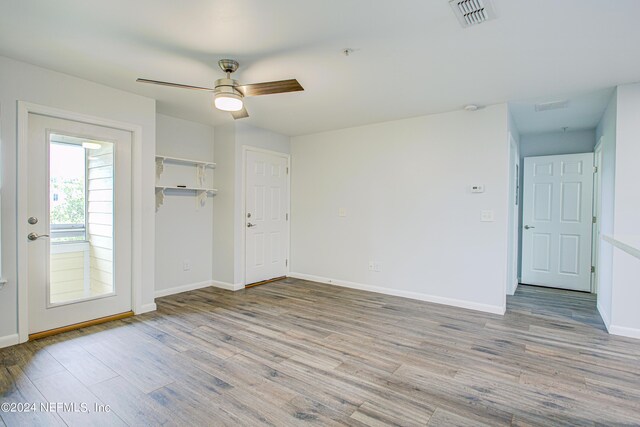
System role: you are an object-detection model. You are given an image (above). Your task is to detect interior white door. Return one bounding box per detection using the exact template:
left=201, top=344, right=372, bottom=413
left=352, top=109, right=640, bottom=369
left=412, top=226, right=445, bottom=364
left=521, top=153, right=594, bottom=291
left=245, top=149, right=289, bottom=285
left=27, top=114, right=132, bottom=334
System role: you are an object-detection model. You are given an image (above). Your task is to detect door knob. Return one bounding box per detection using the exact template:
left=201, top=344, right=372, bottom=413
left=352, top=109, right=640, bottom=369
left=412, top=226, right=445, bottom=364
left=247, top=223, right=256, bottom=228
left=28, top=216, right=39, bottom=225
left=27, top=232, right=49, bottom=241
left=524, top=225, right=535, bottom=230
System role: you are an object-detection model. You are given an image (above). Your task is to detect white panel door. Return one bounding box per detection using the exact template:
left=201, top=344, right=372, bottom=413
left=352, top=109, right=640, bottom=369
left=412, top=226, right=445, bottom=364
left=521, top=153, right=594, bottom=291
left=245, top=150, right=288, bottom=285
left=27, top=114, right=132, bottom=334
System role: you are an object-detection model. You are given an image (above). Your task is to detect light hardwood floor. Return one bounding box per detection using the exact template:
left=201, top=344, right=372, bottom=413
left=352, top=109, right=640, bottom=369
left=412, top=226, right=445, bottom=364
left=2, top=279, right=640, bottom=426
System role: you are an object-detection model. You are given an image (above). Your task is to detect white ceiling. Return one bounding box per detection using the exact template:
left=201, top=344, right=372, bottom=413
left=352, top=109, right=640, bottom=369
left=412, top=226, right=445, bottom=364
left=510, top=87, right=615, bottom=135
left=1, top=0, right=639, bottom=136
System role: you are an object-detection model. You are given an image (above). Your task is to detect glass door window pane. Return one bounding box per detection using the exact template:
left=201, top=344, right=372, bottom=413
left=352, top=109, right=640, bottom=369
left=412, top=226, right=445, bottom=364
left=49, top=134, right=114, bottom=305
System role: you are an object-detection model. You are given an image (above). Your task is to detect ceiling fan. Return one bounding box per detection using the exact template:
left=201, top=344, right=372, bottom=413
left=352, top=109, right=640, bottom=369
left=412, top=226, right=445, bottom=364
left=137, top=59, right=304, bottom=120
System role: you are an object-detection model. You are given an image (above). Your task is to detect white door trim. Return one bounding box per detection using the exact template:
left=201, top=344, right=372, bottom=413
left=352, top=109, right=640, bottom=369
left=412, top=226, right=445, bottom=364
left=506, top=133, right=520, bottom=295
left=17, top=101, right=144, bottom=343
left=240, top=146, right=291, bottom=287
left=591, top=138, right=603, bottom=293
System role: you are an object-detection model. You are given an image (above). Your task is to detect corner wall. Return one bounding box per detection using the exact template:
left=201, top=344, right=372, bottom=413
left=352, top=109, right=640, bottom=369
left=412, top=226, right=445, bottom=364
left=155, top=114, right=215, bottom=296
left=290, top=104, right=510, bottom=314
left=595, top=91, right=617, bottom=327
left=608, top=83, right=640, bottom=336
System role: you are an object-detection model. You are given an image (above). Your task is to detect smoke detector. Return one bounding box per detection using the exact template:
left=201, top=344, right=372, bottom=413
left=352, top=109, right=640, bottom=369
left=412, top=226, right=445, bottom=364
left=449, top=0, right=496, bottom=28
left=464, top=104, right=480, bottom=111
left=534, top=100, right=569, bottom=112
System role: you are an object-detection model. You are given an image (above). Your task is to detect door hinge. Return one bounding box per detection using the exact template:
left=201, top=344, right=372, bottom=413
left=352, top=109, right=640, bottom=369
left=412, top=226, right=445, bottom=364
left=593, top=166, right=598, bottom=173
left=285, top=259, right=288, bottom=267
left=593, top=216, right=597, bottom=224
left=286, top=167, right=289, bottom=174
left=286, top=213, right=289, bottom=221
left=591, top=266, right=596, bottom=273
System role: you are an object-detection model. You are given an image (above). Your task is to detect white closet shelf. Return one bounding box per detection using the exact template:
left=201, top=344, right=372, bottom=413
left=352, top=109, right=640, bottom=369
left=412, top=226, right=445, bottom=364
left=155, top=186, right=218, bottom=211
left=155, top=186, right=218, bottom=193
left=155, top=155, right=216, bottom=168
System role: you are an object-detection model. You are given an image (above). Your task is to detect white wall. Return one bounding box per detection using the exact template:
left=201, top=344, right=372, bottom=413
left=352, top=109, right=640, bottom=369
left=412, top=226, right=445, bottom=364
left=155, top=114, right=214, bottom=295
left=517, top=129, right=597, bottom=277
left=0, top=55, right=156, bottom=346
left=212, top=123, right=236, bottom=286
left=290, top=104, right=510, bottom=314
left=608, top=83, right=640, bottom=335
left=595, top=91, right=617, bottom=327
left=519, top=129, right=597, bottom=158
left=212, top=122, right=290, bottom=287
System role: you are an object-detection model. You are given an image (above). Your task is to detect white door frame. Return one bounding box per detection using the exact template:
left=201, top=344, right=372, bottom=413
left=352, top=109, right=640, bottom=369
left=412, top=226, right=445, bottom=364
left=591, top=138, right=603, bottom=293
left=16, top=101, right=144, bottom=343
left=506, top=133, right=520, bottom=295
left=240, top=146, right=291, bottom=287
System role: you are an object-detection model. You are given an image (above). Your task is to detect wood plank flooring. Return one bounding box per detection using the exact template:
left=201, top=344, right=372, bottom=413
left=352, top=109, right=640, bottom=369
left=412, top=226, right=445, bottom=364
left=2, top=279, right=640, bottom=426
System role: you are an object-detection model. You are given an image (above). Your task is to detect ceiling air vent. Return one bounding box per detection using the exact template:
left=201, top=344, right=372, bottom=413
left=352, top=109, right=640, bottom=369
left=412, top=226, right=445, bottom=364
left=449, top=0, right=496, bottom=28
left=534, top=100, right=569, bottom=112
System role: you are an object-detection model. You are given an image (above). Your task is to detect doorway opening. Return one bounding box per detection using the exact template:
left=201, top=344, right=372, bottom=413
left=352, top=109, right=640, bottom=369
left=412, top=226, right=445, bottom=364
left=508, top=89, right=613, bottom=296
left=25, top=112, right=133, bottom=337
left=520, top=152, right=594, bottom=292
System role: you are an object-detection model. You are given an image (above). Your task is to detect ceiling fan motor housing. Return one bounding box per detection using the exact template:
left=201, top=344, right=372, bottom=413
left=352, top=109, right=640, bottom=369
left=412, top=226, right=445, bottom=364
left=214, top=78, right=243, bottom=97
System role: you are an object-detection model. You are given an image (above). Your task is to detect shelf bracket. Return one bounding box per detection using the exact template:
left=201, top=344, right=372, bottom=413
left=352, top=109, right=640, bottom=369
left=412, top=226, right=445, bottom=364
left=196, top=164, right=206, bottom=187
left=155, top=187, right=165, bottom=212
left=155, top=157, right=165, bottom=178
left=196, top=189, right=207, bottom=208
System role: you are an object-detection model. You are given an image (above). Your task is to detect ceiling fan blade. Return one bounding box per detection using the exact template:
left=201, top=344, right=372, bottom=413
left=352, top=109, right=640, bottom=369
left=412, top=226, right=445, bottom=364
left=136, top=78, right=214, bottom=91
left=231, top=107, right=249, bottom=120
left=238, top=79, right=303, bottom=97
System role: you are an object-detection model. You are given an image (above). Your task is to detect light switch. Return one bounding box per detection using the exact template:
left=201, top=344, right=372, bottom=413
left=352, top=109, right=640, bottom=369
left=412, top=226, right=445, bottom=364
left=471, top=185, right=485, bottom=193
left=338, top=208, right=347, bottom=217
left=480, top=210, right=495, bottom=222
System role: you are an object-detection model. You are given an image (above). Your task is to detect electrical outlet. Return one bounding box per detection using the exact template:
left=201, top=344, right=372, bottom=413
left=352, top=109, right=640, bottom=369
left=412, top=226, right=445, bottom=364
left=369, top=261, right=381, bottom=272
left=480, top=210, right=495, bottom=222
left=183, top=260, right=191, bottom=271
left=338, top=208, right=347, bottom=217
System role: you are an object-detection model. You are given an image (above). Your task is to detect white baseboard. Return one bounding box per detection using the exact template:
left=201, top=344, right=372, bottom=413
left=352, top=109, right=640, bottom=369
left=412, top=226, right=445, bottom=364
left=0, top=334, right=20, bottom=349
left=211, top=280, right=245, bottom=291
left=597, top=301, right=611, bottom=331
left=288, top=272, right=505, bottom=315
left=155, top=280, right=244, bottom=299
left=597, top=301, right=640, bottom=339
left=133, top=302, right=158, bottom=315
left=136, top=302, right=157, bottom=315
left=608, top=324, right=640, bottom=340
left=155, top=280, right=215, bottom=298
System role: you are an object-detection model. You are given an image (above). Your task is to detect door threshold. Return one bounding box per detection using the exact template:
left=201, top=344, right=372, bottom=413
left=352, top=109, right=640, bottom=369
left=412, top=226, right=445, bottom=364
left=245, top=276, right=287, bottom=289
left=29, top=311, right=134, bottom=341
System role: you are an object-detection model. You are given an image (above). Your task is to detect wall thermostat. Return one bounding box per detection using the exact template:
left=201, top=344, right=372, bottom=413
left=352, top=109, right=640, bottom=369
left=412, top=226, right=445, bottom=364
left=470, top=185, right=485, bottom=193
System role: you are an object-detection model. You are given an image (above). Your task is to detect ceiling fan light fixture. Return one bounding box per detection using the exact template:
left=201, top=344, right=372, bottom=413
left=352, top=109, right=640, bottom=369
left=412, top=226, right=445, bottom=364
left=214, top=92, right=243, bottom=112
